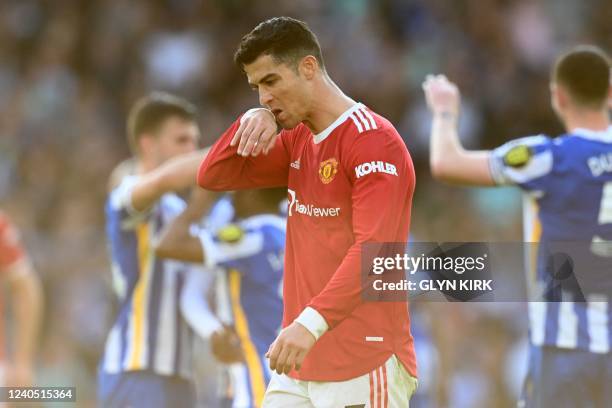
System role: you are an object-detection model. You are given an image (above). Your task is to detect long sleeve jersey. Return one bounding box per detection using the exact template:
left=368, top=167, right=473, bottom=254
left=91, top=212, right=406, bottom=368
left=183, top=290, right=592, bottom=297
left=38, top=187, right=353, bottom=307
left=198, top=103, right=417, bottom=381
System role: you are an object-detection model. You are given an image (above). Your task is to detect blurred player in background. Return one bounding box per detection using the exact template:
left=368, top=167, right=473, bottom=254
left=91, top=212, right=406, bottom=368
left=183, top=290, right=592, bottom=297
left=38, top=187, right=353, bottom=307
left=198, top=17, right=417, bottom=407
left=155, top=187, right=286, bottom=408
left=0, top=210, right=42, bottom=387
left=98, top=92, right=207, bottom=408
left=176, top=193, right=235, bottom=407
left=423, top=46, right=611, bottom=407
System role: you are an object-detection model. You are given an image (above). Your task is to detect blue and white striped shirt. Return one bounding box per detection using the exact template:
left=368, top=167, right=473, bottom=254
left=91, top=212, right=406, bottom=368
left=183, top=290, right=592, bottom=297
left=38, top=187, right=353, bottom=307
left=101, top=176, right=196, bottom=378
left=490, top=126, right=612, bottom=353
left=199, top=201, right=285, bottom=407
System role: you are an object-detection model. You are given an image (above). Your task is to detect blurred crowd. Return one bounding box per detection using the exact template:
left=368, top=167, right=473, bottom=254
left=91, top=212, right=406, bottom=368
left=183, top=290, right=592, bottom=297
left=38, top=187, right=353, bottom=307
left=0, top=0, right=609, bottom=406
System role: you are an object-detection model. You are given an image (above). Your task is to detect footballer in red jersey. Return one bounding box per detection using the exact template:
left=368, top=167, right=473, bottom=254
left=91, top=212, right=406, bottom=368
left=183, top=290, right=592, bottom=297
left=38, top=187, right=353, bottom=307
left=0, top=211, right=42, bottom=387
left=198, top=17, right=417, bottom=407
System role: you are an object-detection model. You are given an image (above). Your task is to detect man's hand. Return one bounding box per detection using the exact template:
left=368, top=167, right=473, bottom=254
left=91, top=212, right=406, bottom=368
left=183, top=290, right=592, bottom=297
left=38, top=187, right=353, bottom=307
left=6, top=260, right=42, bottom=389
left=6, top=362, right=34, bottom=387
left=266, top=322, right=316, bottom=375
left=422, top=74, right=461, bottom=117
left=231, top=108, right=279, bottom=157
left=423, top=74, right=495, bottom=185
left=210, top=325, right=245, bottom=364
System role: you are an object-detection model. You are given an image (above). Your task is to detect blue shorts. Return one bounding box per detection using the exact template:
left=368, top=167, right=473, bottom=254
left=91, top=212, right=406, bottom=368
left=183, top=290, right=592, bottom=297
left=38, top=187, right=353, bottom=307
left=519, top=346, right=612, bottom=408
left=98, top=370, right=195, bottom=408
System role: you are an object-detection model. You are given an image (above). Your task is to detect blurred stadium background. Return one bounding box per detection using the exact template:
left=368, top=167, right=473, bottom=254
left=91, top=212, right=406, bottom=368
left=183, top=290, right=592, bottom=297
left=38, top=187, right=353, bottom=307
left=0, top=0, right=610, bottom=406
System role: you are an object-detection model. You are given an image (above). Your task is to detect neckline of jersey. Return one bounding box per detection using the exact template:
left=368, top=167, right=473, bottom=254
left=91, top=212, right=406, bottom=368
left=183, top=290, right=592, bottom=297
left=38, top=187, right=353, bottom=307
left=312, top=102, right=364, bottom=145
left=571, top=125, right=612, bottom=142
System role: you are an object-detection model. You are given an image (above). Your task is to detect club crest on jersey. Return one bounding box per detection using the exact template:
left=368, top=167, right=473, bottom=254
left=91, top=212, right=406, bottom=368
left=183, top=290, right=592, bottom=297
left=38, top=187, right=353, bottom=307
left=503, top=145, right=532, bottom=168
left=319, top=158, right=338, bottom=184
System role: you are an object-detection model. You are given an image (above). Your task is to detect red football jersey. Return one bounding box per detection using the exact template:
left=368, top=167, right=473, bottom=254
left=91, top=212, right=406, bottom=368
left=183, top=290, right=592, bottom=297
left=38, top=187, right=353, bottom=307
left=198, top=103, right=417, bottom=381
left=0, top=211, right=26, bottom=361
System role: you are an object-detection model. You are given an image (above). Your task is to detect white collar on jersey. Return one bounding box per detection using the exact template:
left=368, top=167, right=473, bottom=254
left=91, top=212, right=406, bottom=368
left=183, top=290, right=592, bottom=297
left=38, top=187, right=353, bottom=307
left=312, top=102, right=364, bottom=144
left=572, top=125, right=612, bottom=143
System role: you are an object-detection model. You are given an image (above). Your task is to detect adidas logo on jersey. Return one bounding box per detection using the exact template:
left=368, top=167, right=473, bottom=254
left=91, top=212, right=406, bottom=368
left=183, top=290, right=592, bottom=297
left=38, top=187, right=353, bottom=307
left=354, top=161, right=398, bottom=179
left=290, top=158, right=301, bottom=170
left=349, top=106, right=377, bottom=133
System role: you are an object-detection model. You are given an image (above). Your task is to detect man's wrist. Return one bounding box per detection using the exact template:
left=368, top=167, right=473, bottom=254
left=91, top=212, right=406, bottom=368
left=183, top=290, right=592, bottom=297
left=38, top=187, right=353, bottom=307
left=434, top=110, right=458, bottom=120
left=294, top=307, right=329, bottom=341
left=241, top=107, right=275, bottom=123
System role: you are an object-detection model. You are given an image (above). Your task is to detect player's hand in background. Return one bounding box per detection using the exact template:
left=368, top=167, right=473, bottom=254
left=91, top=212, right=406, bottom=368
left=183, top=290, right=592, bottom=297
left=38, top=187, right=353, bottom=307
left=266, top=321, right=316, bottom=375
left=210, top=324, right=245, bottom=364
left=422, top=74, right=461, bottom=118
left=6, top=362, right=34, bottom=387
left=231, top=108, right=279, bottom=157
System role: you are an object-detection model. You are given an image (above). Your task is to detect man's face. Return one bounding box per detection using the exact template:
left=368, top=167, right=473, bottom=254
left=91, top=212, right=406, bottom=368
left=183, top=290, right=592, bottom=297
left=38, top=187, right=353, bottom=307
left=148, top=116, right=199, bottom=166
left=244, top=54, right=312, bottom=129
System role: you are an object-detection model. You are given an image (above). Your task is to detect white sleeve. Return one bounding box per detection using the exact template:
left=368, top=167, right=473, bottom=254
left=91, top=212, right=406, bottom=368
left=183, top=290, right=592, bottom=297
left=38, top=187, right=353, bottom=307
left=489, top=135, right=554, bottom=191
left=108, top=176, right=150, bottom=229
left=198, top=229, right=264, bottom=269
left=294, top=306, right=329, bottom=340
left=180, top=267, right=222, bottom=339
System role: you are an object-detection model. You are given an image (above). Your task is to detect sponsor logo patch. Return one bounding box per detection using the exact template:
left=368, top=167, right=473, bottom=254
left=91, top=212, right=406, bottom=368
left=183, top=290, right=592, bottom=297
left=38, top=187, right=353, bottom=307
left=503, top=145, right=532, bottom=168
left=287, top=189, right=340, bottom=217
left=319, top=158, right=338, bottom=184
left=217, top=224, right=244, bottom=243
left=355, top=161, right=398, bottom=178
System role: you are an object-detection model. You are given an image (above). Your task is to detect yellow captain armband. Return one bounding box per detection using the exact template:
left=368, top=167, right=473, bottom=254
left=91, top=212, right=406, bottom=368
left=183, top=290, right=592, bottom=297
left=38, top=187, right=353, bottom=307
left=217, top=224, right=244, bottom=243
left=503, top=145, right=532, bottom=168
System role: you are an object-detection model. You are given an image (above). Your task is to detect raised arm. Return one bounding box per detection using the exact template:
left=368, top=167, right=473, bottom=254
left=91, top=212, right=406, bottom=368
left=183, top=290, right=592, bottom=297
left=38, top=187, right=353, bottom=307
left=197, top=109, right=291, bottom=191
left=0, top=214, right=42, bottom=387
left=130, top=149, right=209, bottom=212
left=422, top=75, right=495, bottom=186
left=6, top=259, right=43, bottom=386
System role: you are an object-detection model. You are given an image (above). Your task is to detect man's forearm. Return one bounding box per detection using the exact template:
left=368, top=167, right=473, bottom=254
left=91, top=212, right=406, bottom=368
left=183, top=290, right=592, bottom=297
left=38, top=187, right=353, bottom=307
left=425, top=75, right=495, bottom=185
left=154, top=211, right=203, bottom=262
left=430, top=112, right=462, bottom=175
left=157, top=149, right=210, bottom=194
left=430, top=113, right=495, bottom=185
left=198, top=115, right=290, bottom=191
left=132, top=149, right=209, bottom=211
left=155, top=188, right=219, bottom=262
left=10, top=266, right=43, bottom=370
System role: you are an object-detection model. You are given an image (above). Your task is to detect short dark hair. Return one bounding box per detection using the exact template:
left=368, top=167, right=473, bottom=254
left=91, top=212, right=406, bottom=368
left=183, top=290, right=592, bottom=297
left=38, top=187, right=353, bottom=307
left=127, top=92, right=197, bottom=155
left=234, top=17, right=324, bottom=71
left=553, top=46, right=610, bottom=109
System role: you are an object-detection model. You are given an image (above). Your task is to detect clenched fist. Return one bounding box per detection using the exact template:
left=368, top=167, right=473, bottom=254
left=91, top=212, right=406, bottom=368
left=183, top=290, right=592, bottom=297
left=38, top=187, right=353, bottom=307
left=422, top=74, right=461, bottom=118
